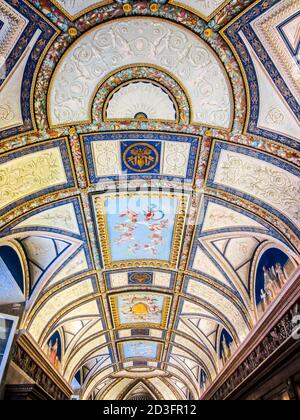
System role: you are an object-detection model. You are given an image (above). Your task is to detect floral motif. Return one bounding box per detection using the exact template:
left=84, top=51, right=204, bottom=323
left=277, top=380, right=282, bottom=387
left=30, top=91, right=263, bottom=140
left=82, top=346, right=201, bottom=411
left=48, top=19, right=233, bottom=128
left=219, top=154, right=300, bottom=224
left=0, top=148, right=67, bottom=211
left=0, top=105, right=15, bottom=122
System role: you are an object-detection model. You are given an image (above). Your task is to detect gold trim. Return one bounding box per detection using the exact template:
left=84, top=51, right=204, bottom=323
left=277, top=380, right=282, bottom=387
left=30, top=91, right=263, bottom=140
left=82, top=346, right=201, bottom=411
left=80, top=130, right=201, bottom=189
left=103, top=78, right=181, bottom=124
left=46, top=16, right=234, bottom=132
left=93, top=191, right=189, bottom=270
left=50, top=0, right=114, bottom=22
left=123, top=3, right=133, bottom=14
left=0, top=0, right=60, bottom=143
left=17, top=332, right=72, bottom=398
left=109, top=291, right=172, bottom=330
left=117, top=340, right=163, bottom=362
left=220, top=0, right=262, bottom=137
left=122, top=142, right=160, bottom=173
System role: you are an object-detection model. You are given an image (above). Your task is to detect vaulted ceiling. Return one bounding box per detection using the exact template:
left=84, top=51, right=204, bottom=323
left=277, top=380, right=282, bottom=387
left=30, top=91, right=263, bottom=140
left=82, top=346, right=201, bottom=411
left=0, top=0, right=299, bottom=400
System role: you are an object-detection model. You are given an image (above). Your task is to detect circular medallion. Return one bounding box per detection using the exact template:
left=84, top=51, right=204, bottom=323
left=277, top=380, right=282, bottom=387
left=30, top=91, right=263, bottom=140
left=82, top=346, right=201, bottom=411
left=123, top=3, right=133, bottom=13
left=123, top=142, right=160, bottom=173
left=150, top=3, right=160, bottom=13
left=68, top=27, right=78, bottom=37
left=204, top=28, right=213, bottom=38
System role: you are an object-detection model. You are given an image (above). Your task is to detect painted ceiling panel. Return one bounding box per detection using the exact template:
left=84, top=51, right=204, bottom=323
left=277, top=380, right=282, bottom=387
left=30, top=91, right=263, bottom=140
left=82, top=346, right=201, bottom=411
left=93, top=190, right=189, bottom=269
left=28, top=278, right=98, bottom=342
left=0, top=30, right=40, bottom=131
left=209, top=143, right=300, bottom=231
left=48, top=17, right=233, bottom=128
left=0, top=0, right=299, bottom=401
left=201, top=200, right=268, bottom=232
left=14, top=202, right=80, bottom=235
left=240, top=31, right=300, bottom=141
left=251, top=0, right=300, bottom=104
left=0, top=145, right=69, bottom=212
left=83, top=132, right=199, bottom=183
left=170, top=0, right=231, bottom=19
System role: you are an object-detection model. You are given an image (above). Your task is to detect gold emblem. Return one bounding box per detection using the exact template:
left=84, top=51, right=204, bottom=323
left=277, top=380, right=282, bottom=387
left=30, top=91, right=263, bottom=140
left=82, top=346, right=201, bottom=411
left=130, top=273, right=152, bottom=283
left=123, top=143, right=159, bottom=173
left=69, top=127, right=77, bottom=136
left=68, top=27, right=78, bottom=37
left=123, top=3, right=133, bottom=13
left=204, top=28, right=213, bottom=38
left=150, top=3, right=160, bottom=13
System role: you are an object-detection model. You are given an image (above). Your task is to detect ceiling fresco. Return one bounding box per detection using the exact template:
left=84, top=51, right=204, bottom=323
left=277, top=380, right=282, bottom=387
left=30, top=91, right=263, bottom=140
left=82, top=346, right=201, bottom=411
left=0, top=0, right=299, bottom=400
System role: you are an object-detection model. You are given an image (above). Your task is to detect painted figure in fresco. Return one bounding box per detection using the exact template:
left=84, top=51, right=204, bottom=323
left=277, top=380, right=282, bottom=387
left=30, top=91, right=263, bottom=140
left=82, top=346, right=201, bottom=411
left=129, top=342, right=155, bottom=358
left=120, top=209, right=139, bottom=224
left=221, top=336, right=231, bottom=364
left=275, top=263, right=287, bottom=287
left=143, top=244, right=158, bottom=255
left=149, top=233, right=163, bottom=246
left=143, top=205, right=165, bottom=222
left=46, top=338, right=61, bottom=371
left=260, top=261, right=289, bottom=311
left=114, top=204, right=169, bottom=256
left=260, top=289, right=268, bottom=311
left=49, top=339, right=58, bottom=365
left=128, top=244, right=141, bottom=254
left=263, top=266, right=277, bottom=300
left=148, top=219, right=169, bottom=232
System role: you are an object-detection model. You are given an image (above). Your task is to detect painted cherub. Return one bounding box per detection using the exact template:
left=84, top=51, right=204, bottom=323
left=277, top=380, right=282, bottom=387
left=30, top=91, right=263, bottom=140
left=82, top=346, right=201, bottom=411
left=120, top=209, right=139, bottom=223
left=149, top=233, right=163, bottom=246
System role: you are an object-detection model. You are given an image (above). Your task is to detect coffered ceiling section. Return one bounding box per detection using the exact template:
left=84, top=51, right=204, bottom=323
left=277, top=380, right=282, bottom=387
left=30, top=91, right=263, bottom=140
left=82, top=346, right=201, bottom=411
left=0, top=0, right=299, bottom=401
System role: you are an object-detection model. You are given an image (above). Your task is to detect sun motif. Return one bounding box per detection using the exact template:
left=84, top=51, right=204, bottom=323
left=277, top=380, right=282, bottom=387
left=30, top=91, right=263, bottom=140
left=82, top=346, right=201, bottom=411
left=132, top=303, right=150, bottom=318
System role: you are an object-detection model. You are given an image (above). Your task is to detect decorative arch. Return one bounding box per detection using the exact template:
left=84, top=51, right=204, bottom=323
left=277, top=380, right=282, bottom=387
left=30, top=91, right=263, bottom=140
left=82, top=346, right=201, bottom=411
left=0, top=240, right=28, bottom=303
left=93, top=66, right=191, bottom=125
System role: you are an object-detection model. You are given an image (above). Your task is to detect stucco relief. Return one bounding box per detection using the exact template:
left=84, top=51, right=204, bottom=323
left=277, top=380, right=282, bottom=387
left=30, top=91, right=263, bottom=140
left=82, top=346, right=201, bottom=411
left=214, top=150, right=300, bottom=229
left=106, top=82, right=177, bottom=121
left=14, top=203, right=80, bottom=234
left=92, top=141, right=122, bottom=176
left=0, top=30, right=41, bottom=131
left=49, top=18, right=232, bottom=129
left=162, top=141, right=191, bottom=178
left=51, top=0, right=107, bottom=19
left=0, top=148, right=67, bottom=211
left=251, top=0, right=300, bottom=104
left=0, top=1, right=28, bottom=72
left=171, top=0, right=228, bottom=19
left=239, top=32, right=300, bottom=141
